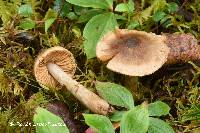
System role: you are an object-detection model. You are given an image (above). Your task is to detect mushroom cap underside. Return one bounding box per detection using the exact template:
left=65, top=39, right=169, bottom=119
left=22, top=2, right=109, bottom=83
left=96, top=29, right=170, bottom=76
left=34, top=46, right=76, bottom=89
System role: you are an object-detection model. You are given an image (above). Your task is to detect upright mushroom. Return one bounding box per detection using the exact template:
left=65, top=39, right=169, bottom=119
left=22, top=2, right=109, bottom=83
left=34, top=46, right=114, bottom=115
left=96, top=29, right=170, bottom=76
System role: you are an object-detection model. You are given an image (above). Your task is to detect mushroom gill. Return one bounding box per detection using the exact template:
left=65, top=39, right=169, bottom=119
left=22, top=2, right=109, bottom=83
left=34, top=46, right=76, bottom=89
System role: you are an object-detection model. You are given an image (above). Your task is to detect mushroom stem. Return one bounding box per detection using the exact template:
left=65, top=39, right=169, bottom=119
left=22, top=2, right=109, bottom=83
left=164, top=33, right=200, bottom=65
left=47, top=63, right=115, bottom=115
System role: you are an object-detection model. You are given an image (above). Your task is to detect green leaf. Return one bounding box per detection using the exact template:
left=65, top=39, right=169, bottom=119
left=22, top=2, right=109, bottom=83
left=127, top=20, right=139, bottom=29
left=148, top=101, right=170, bottom=116
left=83, top=114, right=115, bottom=133
left=66, top=0, right=113, bottom=10
left=54, top=0, right=71, bottom=18
left=44, top=8, right=57, bottom=20
left=151, top=0, right=167, bottom=13
left=44, top=9, right=57, bottom=32
left=148, top=117, right=174, bottom=133
left=167, top=2, right=178, bottom=13
left=18, top=4, right=33, bottom=17
left=83, top=12, right=118, bottom=58
left=61, top=2, right=71, bottom=17
left=72, top=26, right=82, bottom=38
left=33, top=107, right=69, bottom=133
left=74, top=5, right=88, bottom=15
left=141, top=0, right=167, bottom=20
left=120, top=104, right=149, bottom=133
left=78, top=9, right=104, bottom=23
left=153, top=11, right=166, bottom=22
left=109, top=111, right=126, bottom=122
left=45, top=18, right=56, bottom=33
left=66, top=12, right=78, bottom=20
left=19, top=18, right=35, bottom=30
left=115, top=3, right=129, bottom=12
left=115, top=0, right=134, bottom=13
left=141, top=6, right=153, bottom=20
left=96, top=82, right=134, bottom=109
left=115, top=14, right=127, bottom=20
left=160, top=16, right=172, bottom=28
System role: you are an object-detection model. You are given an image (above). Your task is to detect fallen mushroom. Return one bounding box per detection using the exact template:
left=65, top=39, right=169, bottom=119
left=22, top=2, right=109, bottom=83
left=34, top=46, right=114, bottom=115
left=96, top=29, right=170, bottom=76
left=47, top=102, right=80, bottom=133
left=163, top=33, right=200, bottom=65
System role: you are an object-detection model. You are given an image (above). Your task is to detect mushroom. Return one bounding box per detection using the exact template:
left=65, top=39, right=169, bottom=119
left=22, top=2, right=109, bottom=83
left=34, top=46, right=114, bottom=115
left=163, top=33, right=200, bottom=65
left=47, top=102, right=80, bottom=133
left=96, top=29, right=170, bottom=76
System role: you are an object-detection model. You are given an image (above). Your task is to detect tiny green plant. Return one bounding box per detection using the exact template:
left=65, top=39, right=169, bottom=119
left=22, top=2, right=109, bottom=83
left=65, top=0, right=129, bottom=59
left=66, top=0, right=129, bottom=58
left=65, top=0, right=179, bottom=59
left=18, top=4, right=58, bottom=32
left=83, top=82, right=174, bottom=133
left=18, top=4, right=36, bottom=30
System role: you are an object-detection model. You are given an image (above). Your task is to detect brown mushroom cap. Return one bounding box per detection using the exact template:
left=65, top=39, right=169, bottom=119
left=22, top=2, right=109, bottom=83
left=96, top=29, right=170, bottom=76
left=34, top=46, right=76, bottom=89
